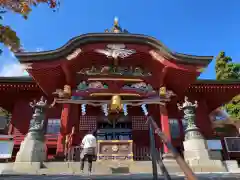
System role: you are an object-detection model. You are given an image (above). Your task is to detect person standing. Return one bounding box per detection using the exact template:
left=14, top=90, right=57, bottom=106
left=80, top=129, right=97, bottom=175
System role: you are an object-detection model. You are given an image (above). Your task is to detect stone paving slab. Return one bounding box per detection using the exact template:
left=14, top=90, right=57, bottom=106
left=0, top=174, right=240, bottom=180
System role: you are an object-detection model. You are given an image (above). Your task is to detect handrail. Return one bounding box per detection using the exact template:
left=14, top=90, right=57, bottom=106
left=147, top=116, right=198, bottom=180
left=149, top=120, right=171, bottom=180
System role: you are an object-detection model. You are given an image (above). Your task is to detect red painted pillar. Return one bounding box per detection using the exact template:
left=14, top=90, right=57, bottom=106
left=160, top=106, right=171, bottom=154
left=69, top=104, right=80, bottom=145
left=56, top=104, right=71, bottom=157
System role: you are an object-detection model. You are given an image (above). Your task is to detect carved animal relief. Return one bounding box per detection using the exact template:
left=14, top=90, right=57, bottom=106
left=77, top=66, right=152, bottom=77
left=76, top=81, right=108, bottom=91
left=123, top=82, right=154, bottom=92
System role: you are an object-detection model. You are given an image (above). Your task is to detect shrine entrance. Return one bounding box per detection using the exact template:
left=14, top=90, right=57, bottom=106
left=96, top=115, right=132, bottom=141
left=56, top=94, right=174, bottom=162
left=95, top=115, right=133, bottom=161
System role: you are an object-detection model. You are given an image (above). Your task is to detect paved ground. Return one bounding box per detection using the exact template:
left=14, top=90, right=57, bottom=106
left=0, top=174, right=240, bottom=180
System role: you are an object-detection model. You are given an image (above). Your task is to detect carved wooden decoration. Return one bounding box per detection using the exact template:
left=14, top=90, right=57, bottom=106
left=95, top=44, right=136, bottom=59
left=52, top=85, right=71, bottom=99
left=122, top=82, right=155, bottom=92
left=76, top=81, right=108, bottom=91
left=77, top=66, right=152, bottom=77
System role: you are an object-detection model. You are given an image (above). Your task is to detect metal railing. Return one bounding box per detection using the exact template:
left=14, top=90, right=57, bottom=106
left=133, top=145, right=162, bottom=161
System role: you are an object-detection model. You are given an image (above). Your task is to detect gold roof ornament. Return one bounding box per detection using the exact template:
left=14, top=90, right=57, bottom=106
left=105, top=17, right=129, bottom=33
left=114, top=17, right=119, bottom=26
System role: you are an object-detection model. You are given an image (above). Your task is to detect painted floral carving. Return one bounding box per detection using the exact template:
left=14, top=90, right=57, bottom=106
left=120, top=145, right=129, bottom=151
left=123, top=82, right=154, bottom=92
left=77, top=81, right=88, bottom=90
left=77, top=81, right=108, bottom=91
left=77, top=66, right=152, bottom=77
left=100, top=66, right=111, bottom=74
left=88, top=81, right=107, bottom=89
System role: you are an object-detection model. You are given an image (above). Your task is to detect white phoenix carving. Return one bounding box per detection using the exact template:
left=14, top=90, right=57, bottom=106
left=95, top=44, right=136, bottom=59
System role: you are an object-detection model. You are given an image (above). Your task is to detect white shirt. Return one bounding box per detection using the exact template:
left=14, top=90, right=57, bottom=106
left=81, top=134, right=97, bottom=148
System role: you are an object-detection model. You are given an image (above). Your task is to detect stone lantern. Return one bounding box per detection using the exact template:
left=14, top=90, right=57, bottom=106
left=177, top=96, right=226, bottom=171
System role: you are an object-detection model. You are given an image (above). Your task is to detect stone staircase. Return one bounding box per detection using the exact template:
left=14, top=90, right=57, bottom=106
left=2, top=160, right=231, bottom=175
left=1, top=161, right=183, bottom=175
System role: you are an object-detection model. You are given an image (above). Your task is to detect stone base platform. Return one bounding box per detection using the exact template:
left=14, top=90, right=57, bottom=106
left=14, top=132, right=46, bottom=165
left=183, top=138, right=227, bottom=172
left=1, top=173, right=240, bottom=180
left=0, top=161, right=235, bottom=175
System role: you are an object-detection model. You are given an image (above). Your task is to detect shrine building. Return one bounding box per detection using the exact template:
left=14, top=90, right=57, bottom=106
left=0, top=19, right=239, bottom=161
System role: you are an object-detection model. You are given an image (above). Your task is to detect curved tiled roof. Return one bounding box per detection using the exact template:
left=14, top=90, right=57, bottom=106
left=14, top=33, right=213, bottom=65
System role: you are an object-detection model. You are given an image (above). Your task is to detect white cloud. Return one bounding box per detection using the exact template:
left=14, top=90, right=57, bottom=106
left=0, top=46, right=44, bottom=77
left=0, top=62, right=29, bottom=77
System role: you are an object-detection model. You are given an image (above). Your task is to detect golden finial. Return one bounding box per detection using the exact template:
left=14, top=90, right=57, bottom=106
left=114, top=17, right=119, bottom=26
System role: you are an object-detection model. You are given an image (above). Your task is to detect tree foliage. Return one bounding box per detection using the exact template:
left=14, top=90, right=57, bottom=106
left=0, top=0, right=59, bottom=54
left=215, top=51, right=240, bottom=120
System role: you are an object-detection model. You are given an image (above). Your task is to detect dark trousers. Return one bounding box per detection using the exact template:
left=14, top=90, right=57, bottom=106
left=80, top=154, right=93, bottom=172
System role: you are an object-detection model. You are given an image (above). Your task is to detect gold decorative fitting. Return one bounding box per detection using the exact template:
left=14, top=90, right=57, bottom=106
left=159, top=87, right=166, bottom=96
left=53, top=85, right=71, bottom=98
left=64, top=85, right=71, bottom=95
left=110, top=95, right=123, bottom=112
left=112, top=145, right=119, bottom=152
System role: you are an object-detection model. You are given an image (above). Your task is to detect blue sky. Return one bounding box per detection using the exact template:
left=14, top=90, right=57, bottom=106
left=0, top=0, right=239, bottom=78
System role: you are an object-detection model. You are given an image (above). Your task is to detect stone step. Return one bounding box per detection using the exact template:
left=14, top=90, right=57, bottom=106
left=1, top=160, right=233, bottom=175
left=224, top=160, right=240, bottom=173
left=2, top=161, right=182, bottom=175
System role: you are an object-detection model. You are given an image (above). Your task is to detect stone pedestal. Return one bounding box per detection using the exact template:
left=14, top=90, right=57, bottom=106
left=183, top=138, right=226, bottom=172
left=14, top=132, right=46, bottom=170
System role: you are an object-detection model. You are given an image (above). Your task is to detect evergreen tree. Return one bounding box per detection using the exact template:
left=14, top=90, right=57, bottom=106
left=215, top=51, right=240, bottom=120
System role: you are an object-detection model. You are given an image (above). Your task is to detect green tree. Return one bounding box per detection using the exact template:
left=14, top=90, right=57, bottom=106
left=0, top=0, right=59, bottom=54
left=215, top=51, right=240, bottom=120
